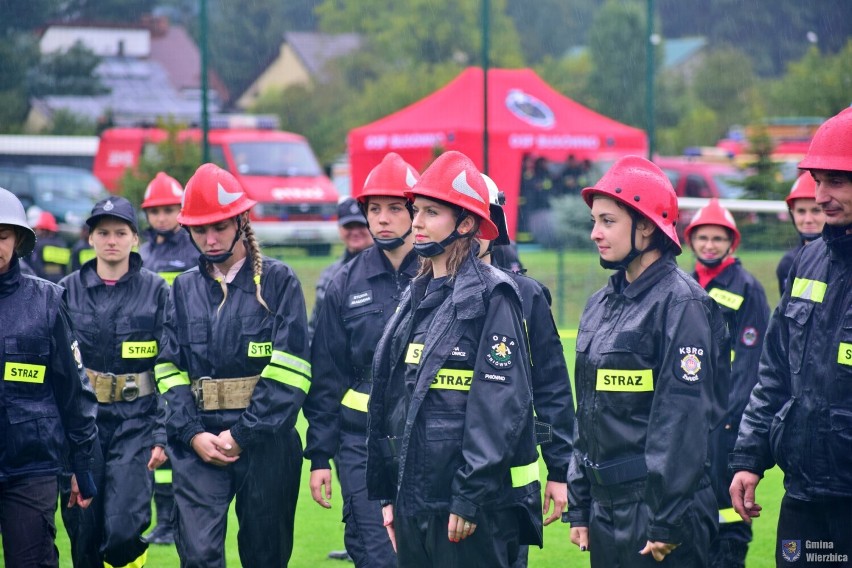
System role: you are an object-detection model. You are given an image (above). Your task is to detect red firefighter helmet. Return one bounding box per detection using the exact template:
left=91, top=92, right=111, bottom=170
left=581, top=155, right=681, bottom=252
left=684, top=198, right=741, bottom=251
left=33, top=210, right=59, bottom=232
left=357, top=152, right=420, bottom=203
left=405, top=151, right=499, bottom=240
left=785, top=172, right=817, bottom=208
left=798, top=107, right=852, bottom=172
left=178, top=163, right=257, bottom=226
left=142, top=172, right=184, bottom=209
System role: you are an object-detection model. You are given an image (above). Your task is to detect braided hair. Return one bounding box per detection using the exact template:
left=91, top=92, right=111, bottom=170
left=242, top=215, right=271, bottom=313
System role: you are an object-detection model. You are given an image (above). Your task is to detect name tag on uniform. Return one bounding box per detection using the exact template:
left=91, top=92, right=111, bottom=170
left=348, top=290, right=373, bottom=308
left=596, top=369, right=654, bottom=392
left=122, top=341, right=158, bottom=358
left=405, top=343, right=423, bottom=365
left=431, top=369, right=473, bottom=391
left=248, top=342, right=272, bottom=358
left=708, top=288, right=744, bottom=311
left=4, top=362, right=46, bottom=383
left=839, top=343, right=852, bottom=367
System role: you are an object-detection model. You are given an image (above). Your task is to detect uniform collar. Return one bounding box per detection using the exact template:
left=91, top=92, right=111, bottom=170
left=80, top=251, right=144, bottom=288
left=0, top=254, right=22, bottom=298
left=199, top=252, right=258, bottom=293
left=823, top=224, right=852, bottom=261
left=604, top=254, right=678, bottom=300
left=364, top=246, right=419, bottom=280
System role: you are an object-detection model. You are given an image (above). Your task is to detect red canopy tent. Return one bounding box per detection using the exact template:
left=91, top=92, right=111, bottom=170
left=348, top=67, right=648, bottom=237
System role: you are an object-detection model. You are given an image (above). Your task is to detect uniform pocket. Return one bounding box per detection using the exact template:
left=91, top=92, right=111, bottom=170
left=783, top=301, right=813, bottom=375
left=4, top=335, right=51, bottom=399
left=828, top=407, right=852, bottom=487
left=424, top=415, right=465, bottom=502
left=769, top=397, right=798, bottom=473
left=5, top=401, right=63, bottom=469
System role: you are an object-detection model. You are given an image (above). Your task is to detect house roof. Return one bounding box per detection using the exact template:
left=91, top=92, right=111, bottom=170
left=36, top=57, right=220, bottom=126
left=663, top=36, right=707, bottom=68
left=284, top=31, right=362, bottom=83
left=149, top=24, right=229, bottom=102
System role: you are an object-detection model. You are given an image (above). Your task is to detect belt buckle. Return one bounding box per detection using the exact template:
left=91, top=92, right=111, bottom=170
left=122, top=377, right=139, bottom=402
left=192, top=376, right=211, bottom=409
left=103, top=372, right=118, bottom=402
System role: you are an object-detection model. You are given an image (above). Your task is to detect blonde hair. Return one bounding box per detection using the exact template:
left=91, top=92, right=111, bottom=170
left=417, top=217, right=480, bottom=280
left=208, top=213, right=270, bottom=314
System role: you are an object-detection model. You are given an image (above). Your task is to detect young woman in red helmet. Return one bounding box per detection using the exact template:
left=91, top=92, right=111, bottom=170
left=154, top=163, right=310, bottom=567
left=304, top=152, right=420, bottom=567
left=775, top=173, right=826, bottom=296
left=366, top=151, right=542, bottom=567
left=684, top=199, right=770, bottom=568
left=566, top=156, right=729, bottom=567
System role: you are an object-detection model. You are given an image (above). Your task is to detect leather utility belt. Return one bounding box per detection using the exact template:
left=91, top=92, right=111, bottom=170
left=86, top=369, right=154, bottom=403
left=191, top=375, right=260, bottom=411
left=584, top=454, right=648, bottom=486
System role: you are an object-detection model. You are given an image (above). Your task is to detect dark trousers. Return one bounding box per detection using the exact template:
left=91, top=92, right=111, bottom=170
left=61, top=414, right=151, bottom=567
left=395, top=509, right=521, bottom=568
left=171, top=427, right=302, bottom=568
left=775, top=494, right=852, bottom=567
left=588, top=484, right=717, bottom=568
left=0, top=476, right=59, bottom=568
left=337, top=428, right=396, bottom=568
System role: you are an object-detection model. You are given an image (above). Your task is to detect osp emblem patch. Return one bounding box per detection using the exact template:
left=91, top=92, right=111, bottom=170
left=486, top=335, right=516, bottom=369
left=780, top=540, right=801, bottom=562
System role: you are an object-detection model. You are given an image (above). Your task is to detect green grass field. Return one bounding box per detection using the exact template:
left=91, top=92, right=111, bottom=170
left=10, top=246, right=788, bottom=566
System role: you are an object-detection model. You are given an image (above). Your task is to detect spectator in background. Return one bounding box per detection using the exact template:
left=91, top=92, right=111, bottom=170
left=308, top=197, right=373, bottom=342
left=70, top=225, right=94, bottom=273
left=557, top=154, right=583, bottom=196
left=139, top=172, right=197, bottom=287
left=730, top=107, right=852, bottom=566
left=29, top=210, right=71, bottom=283
left=775, top=172, right=825, bottom=296
left=684, top=199, right=770, bottom=568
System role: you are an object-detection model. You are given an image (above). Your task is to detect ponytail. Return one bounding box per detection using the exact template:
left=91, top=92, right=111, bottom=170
left=242, top=217, right=271, bottom=313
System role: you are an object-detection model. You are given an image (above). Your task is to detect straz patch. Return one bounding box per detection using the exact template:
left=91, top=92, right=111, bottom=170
left=741, top=327, right=759, bottom=347
left=4, top=362, right=46, bottom=383
left=404, top=343, right=423, bottom=365
left=839, top=342, right=852, bottom=367
left=347, top=290, right=373, bottom=308
left=486, top=335, right=516, bottom=369
left=248, top=341, right=272, bottom=358
left=122, top=341, right=158, bottom=359
left=431, top=369, right=473, bottom=391
left=708, top=288, right=744, bottom=311
left=678, top=346, right=704, bottom=383
left=596, top=369, right=654, bottom=392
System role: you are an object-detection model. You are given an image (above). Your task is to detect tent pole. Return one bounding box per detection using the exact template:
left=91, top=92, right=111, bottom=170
left=481, top=0, right=490, bottom=174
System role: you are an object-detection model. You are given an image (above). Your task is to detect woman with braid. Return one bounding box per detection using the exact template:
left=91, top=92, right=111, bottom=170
left=154, top=163, right=311, bottom=567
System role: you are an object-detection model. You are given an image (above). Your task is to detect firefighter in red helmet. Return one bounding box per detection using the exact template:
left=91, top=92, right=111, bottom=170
left=775, top=173, right=826, bottom=295
left=29, top=210, right=71, bottom=282
left=731, top=107, right=852, bottom=565
left=367, top=150, right=542, bottom=567
left=305, top=152, right=420, bottom=567
left=154, top=163, right=310, bottom=567
left=684, top=199, right=770, bottom=568
left=567, top=156, right=729, bottom=566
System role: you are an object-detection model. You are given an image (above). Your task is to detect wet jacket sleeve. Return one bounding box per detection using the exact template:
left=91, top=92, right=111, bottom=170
left=527, top=284, right=574, bottom=482
left=51, top=299, right=98, bottom=472
left=566, top=422, right=591, bottom=525
left=644, top=297, right=724, bottom=543
left=230, top=268, right=311, bottom=449
left=729, top=298, right=790, bottom=475
left=728, top=279, right=770, bottom=422
left=449, top=286, right=533, bottom=523
left=151, top=280, right=170, bottom=448
left=155, top=282, right=203, bottom=448
left=303, top=279, right=347, bottom=470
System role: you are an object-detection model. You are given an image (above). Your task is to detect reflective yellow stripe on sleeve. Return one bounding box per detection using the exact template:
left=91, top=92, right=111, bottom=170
left=42, top=245, right=71, bottom=265
left=718, top=508, right=743, bottom=523
left=341, top=389, right=369, bottom=412
left=708, top=288, right=744, bottom=311
left=154, top=362, right=190, bottom=393
left=791, top=278, right=827, bottom=303
left=510, top=462, right=539, bottom=488
left=262, top=350, right=311, bottom=394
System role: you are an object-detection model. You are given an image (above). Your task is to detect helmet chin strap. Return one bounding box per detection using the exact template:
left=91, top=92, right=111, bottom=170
left=695, top=245, right=732, bottom=268
left=186, top=216, right=244, bottom=264
left=600, top=217, right=646, bottom=271
left=373, top=227, right=411, bottom=251
left=413, top=212, right=469, bottom=258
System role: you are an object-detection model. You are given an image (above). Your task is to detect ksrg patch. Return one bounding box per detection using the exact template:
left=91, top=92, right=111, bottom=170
left=677, top=346, right=704, bottom=383
left=486, top=335, right=516, bottom=369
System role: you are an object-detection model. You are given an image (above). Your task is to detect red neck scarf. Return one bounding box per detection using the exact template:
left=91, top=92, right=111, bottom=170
left=695, top=256, right=736, bottom=289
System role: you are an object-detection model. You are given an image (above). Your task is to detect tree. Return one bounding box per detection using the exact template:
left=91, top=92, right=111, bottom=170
left=766, top=41, right=852, bottom=118
left=118, top=121, right=202, bottom=208
left=28, top=41, right=107, bottom=97
left=692, top=46, right=756, bottom=134
left=0, top=33, right=40, bottom=132
left=586, top=0, right=657, bottom=128
left=317, top=0, right=523, bottom=68
left=505, top=0, right=597, bottom=63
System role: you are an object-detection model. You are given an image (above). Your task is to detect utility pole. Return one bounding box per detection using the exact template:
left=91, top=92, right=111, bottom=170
left=481, top=0, right=490, bottom=174
left=645, top=0, right=656, bottom=160
left=200, top=0, right=210, bottom=162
